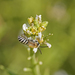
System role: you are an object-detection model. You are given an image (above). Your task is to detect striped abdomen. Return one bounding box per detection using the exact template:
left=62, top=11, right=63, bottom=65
left=18, top=36, right=28, bottom=44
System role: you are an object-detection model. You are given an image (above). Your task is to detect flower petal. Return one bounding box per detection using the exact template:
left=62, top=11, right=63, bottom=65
left=22, top=24, right=28, bottom=31
left=33, top=48, right=38, bottom=53
left=38, top=32, right=42, bottom=39
left=38, top=15, right=41, bottom=22
left=46, top=43, right=52, bottom=48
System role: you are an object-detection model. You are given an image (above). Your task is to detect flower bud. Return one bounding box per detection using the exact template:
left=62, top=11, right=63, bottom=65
left=28, top=17, right=34, bottom=24
left=41, top=21, right=48, bottom=27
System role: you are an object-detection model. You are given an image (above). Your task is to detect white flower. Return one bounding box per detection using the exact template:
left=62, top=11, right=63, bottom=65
left=38, top=15, right=41, bottom=22
left=35, top=15, right=38, bottom=19
left=27, top=57, right=31, bottom=60
left=23, top=68, right=32, bottom=72
left=42, top=26, right=44, bottom=28
left=22, top=24, right=28, bottom=31
left=28, top=37, right=32, bottom=40
left=46, top=43, right=52, bottom=48
left=33, top=48, right=38, bottom=53
left=36, top=15, right=41, bottom=20
left=23, top=68, right=28, bottom=71
left=27, top=30, right=30, bottom=33
left=27, top=48, right=30, bottom=51
left=27, top=30, right=32, bottom=35
left=38, top=32, right=42, bottom=39
left=39, top=61, right=43, bottom=65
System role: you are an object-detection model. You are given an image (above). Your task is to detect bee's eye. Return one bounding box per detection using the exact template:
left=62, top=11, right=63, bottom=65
left=35, top=40, right=39, bottom=45
left=37, top=42, right=39, bottom=46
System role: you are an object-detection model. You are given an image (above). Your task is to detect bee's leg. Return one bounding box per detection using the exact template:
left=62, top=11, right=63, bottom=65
left=38, top=48, right=42, bottom=54
left=40, top=46, right=48, bottom=48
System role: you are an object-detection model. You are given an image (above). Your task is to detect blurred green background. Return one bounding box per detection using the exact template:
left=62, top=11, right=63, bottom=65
left=0, top=0, right=75, bottom=75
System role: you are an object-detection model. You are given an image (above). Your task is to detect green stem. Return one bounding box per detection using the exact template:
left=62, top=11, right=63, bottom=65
left=30, top=48, right=41, bottom=75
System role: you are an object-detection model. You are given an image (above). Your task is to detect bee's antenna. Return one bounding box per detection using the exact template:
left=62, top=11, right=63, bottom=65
left=38, top=48, right=42, bottom=54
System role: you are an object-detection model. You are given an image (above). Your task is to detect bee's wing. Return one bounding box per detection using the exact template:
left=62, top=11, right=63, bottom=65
left=21, top=34, right=28, bottom=39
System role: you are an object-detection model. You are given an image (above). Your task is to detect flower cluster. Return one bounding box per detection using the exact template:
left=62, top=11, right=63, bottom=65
left=23, top=15, right=48, bottom=36
left=22, top=15, right=52, bottom=53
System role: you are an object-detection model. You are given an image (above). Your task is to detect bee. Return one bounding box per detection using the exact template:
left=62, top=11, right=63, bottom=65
left=18, top=34, right=42, bottom=54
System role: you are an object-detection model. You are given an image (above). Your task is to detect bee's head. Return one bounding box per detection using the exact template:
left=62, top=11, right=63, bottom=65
left=35, top=40, right=40, bottom=47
